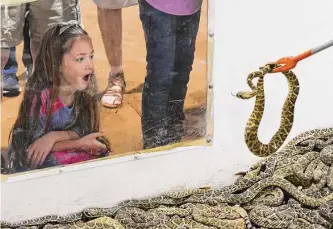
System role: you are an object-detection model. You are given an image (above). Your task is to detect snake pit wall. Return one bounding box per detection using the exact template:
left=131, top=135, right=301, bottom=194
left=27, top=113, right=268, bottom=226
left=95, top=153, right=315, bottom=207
left=1, top=65, right=333, bottom=229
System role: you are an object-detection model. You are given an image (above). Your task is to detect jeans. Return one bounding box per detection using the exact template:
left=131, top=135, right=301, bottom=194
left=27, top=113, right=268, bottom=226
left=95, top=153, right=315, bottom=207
left=138, top=0, right=201, bottom=149
left=3, top=8, right=32, bottom=77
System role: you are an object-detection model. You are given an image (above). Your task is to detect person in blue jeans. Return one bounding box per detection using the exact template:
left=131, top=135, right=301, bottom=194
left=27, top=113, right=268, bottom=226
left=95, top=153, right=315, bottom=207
left=1, top=0, right=81, bottom=97
left=2, top=9, right=33, bottom=97
left=138, top=0, right=202, bottom=149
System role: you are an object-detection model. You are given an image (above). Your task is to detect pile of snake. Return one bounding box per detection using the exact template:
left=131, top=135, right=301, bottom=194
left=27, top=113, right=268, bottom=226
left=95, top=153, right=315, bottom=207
left=1, top=64, right=332, bottom=228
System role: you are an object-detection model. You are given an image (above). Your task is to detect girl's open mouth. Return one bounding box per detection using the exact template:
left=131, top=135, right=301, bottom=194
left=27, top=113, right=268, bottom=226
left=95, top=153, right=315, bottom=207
left=83, top=74, right=91, bottom=82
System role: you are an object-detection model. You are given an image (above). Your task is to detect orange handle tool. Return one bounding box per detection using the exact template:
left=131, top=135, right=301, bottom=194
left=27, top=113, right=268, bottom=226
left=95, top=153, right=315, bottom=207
left=271, top=39, right=333, bottom=73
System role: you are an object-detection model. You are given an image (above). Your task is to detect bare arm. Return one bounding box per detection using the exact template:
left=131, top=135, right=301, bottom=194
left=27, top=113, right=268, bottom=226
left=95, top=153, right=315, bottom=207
left=47, top=130, right=80, bottom=143
left=26, top=130, right=82, bottom=168
left=27, top=131, right=107, bottom=169
left=51, top=132, right=107, bottom=153
left=47, top=130, right=81, bottom=152
left=51, top=139, right=81, bottom=152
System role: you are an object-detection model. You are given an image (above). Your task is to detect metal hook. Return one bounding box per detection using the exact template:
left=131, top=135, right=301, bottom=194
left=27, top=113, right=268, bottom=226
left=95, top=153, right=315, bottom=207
left=269, top=38, right=333, bottom=73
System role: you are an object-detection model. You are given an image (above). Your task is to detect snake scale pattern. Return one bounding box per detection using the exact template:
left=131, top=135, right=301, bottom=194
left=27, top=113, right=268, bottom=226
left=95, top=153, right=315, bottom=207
left=1, top=64, right=332, bottom=229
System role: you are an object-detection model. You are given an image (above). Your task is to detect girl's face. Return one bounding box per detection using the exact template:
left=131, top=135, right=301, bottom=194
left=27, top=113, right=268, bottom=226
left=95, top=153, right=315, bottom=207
left=60, top=37, right=94, bottom=92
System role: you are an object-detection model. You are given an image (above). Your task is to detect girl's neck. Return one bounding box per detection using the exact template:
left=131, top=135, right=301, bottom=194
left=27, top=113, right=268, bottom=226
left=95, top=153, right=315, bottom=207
left=58, top=89, right=75, bottom=107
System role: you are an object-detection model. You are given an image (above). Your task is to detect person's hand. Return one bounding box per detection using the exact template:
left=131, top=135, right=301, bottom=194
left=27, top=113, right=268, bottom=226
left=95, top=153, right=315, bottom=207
left=77, top=132, right=108, bottom=155
left=26, top=132, right=56, bottom=169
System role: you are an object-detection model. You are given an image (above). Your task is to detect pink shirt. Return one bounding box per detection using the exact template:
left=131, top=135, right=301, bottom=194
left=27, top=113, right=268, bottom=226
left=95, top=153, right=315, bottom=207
left=145, top=0, right=203, bottom=16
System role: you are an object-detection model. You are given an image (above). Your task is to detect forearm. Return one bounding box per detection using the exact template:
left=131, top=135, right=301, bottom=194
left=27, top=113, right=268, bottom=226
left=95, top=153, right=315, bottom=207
left=51, top=139, right=82, bottom=152
left=47, top=130, right=80, bottom=143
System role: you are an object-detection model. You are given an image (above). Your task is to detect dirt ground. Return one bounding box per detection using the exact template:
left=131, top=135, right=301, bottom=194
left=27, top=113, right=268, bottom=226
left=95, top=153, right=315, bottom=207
left=1, top=0, right=208, bottom=156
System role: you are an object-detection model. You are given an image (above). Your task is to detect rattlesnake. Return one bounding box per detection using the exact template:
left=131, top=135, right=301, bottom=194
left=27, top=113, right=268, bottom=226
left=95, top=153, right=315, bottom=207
left=2, top=64, right=333, bottom=229
left=184, top=176, right=333, bottom=207
left=249, top=204, right=332, bottom=228
left=43, top=216, right=126, bottom=229
left=114, top=207, right=170, bottom=228
left=234, top=63, right=300, bottom=157
left=0, top=212, right=83, bottom=228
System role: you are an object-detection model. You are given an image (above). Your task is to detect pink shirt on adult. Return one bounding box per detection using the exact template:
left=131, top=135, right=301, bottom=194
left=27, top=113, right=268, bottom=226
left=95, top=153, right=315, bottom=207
left=145, top=0, right=203, bottom=16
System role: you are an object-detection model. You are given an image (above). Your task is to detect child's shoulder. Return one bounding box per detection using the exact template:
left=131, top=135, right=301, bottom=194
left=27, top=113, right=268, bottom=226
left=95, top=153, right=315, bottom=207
left=36, top=88, right=65, bottom=116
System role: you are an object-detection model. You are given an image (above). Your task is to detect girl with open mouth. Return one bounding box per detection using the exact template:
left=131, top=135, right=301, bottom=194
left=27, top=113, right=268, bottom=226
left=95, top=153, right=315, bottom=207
left=4, top=22, right=111, bottom=174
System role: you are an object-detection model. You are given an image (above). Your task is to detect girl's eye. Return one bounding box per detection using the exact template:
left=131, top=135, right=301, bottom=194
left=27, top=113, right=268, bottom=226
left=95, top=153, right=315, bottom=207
left=76, top=57, right=84, bottom=63
left=90, top=54, right=94, bottom=59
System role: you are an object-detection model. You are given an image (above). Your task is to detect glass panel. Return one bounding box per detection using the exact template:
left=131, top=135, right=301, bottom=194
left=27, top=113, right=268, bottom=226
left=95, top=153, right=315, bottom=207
left=1, top=0, right=211, bottom=174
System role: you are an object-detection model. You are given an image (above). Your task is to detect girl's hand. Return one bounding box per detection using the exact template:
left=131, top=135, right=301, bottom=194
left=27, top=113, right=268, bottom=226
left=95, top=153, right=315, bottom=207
left=26, top=133, right=56, bottom=169
left=77, top=132, right=108, bottom=155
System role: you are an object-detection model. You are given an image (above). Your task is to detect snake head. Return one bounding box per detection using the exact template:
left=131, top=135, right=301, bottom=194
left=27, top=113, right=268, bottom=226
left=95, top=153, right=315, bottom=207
left=198, top=186, right=212, bottom=191
left=82, top=208, right=99, bottom=217
left=259, top=63, right=279, bottom=73
left=231, top=91, right=256, bottom=99
left=83, top=207, right=114, bottom=218
left=231, top=91, right=245, bottom=98
left=234, top=171, right=247, bottom=176
left=207, top=198, right=219, bottom=206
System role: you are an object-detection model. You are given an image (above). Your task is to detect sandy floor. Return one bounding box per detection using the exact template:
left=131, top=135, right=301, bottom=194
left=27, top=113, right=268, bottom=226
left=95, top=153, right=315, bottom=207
left=1, top=0, right=208, bottom=156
